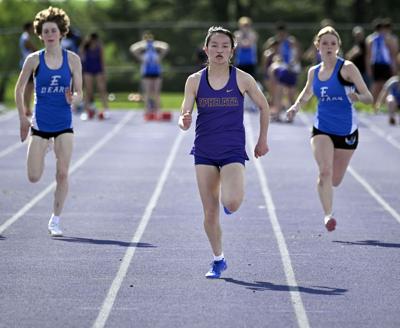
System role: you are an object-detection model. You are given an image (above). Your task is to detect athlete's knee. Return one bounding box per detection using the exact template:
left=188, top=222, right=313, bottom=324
left=222, top=199, right=242, bottom=214
left=56, top=168, right=69, bottom=184
left=332, top=175, right=344, bottom=187
left=317, top=166, right=333, bottom=186
left=28, top=172, right=41, bottom=183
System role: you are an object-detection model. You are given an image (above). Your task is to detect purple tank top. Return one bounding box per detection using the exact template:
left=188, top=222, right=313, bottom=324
left=191, top=66, right=248, bottom=160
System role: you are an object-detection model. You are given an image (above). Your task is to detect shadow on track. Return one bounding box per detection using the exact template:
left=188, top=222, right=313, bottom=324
left=333, top=240, right=400, bottom=249
left=53, top=236, right=156, bottom=248
left=0, top=235, right=5, bottom=240
left=221, top=278, right=347, bottom=295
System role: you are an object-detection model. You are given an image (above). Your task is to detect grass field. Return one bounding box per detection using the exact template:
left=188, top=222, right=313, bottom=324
left=1, top=91, right=376, bottom=113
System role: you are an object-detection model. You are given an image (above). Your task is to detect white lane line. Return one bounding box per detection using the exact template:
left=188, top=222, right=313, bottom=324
left=0, top=110, right=17, bottom=122
left=0, top=141, right=25, bottom=159
left=347, top=166, right=400, bottom=224
left=299, top=112, right=400, bottom=225
left=246, top=116, right=310, bottom=328
left=0, top=112, right=135, bottom=235
left=92, top=130, right=185, bottom=328
left=358, top=115, right=400, bottom=151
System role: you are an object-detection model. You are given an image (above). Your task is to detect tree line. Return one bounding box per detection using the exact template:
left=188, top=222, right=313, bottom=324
left=0, top=0, right=398, bottom=101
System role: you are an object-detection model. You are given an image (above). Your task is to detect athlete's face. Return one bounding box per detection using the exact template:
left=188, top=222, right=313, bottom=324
left=317, top=33, right=340, bottom=59
left=205, top=33, right=234, bottom=65
left=41, top=22, right=62, bottom=46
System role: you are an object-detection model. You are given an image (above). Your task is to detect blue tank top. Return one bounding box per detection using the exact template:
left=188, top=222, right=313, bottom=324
left=370, top=33, right=391, bottom=65
left=312, top=57, right=357, bottom=135
left=191, top=67, right=248, bottom=160
left=33, top=49, right=72, bottom=132
left=280, top=39, right=293, bottom=64
left=235, top=45, right=257, bottom=66
left=142, top=41, right=161, bottom=76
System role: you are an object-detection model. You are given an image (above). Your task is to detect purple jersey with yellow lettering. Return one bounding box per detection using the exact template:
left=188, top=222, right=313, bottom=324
left=191, top=67, right=248, bottom=160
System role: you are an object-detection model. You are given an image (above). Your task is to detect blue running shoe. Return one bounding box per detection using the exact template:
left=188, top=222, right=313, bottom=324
left=205, top=259, right=227, bottom=279
left=223, top=206, right=232, bottom=215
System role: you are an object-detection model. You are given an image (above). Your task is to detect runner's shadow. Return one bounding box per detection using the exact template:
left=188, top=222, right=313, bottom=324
left=221, top=278, right=347, bottom=295
left=0, top=235, right=5, bottom=240
left=54, top=236, right=156, bottom=248
left=333, top=240, right=400, bottom=248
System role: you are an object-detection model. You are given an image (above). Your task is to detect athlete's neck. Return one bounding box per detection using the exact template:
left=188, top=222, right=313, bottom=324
left=45, top=44, right=62, bottom=57
left=322, top=56, right=338, bottom=70
left=207, top=64, right=230, bottom=77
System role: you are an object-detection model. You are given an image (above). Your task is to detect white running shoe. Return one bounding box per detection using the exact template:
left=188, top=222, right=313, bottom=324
left=48, top=217, right=63, bottom=237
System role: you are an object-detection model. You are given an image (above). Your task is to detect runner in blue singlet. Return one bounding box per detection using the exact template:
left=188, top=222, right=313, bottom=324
left=178, top=26, right=270, bottom=279
left=15, top=7, right=83, bottom=237
left=19, top=22, right=37, bottom=116
left=286, top=26, right=372, bottom=232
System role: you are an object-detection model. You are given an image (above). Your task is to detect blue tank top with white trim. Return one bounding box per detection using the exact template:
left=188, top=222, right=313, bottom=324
left=142, top=41, right=161, bottom=76
left=191, top=66, right=248, bottom=160
left=370, top=33, right=391, bottom=65
left=33, top=49, right=72, bottom=132
left=312, top=57, right=357, bottom=136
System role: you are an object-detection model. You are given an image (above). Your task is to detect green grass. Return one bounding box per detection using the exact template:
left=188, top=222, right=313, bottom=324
left=105, top=92, right=183, bottom=110
left=2, top=90, right=376, bottom=113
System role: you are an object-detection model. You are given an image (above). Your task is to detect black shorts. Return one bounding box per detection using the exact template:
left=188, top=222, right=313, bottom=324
left=372, top=63, right=392, bottom=82
left=311, top=127, right=358, bottom=150
left=31, top=127, right=74, bottom=140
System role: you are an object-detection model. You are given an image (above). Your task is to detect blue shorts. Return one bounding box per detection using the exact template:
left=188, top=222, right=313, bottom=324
left=274, top=67, right=297, bottom=86
left=194, top=155, right=246, bottom=168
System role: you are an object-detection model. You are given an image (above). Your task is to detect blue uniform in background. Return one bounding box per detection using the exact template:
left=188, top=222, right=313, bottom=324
left=142, top=40, right=161, bottom=78
left=33, top=49, right=72, bottom=132
left=191, top=67, right=248, bottom=161
left=313, top=57, right=357, bottom=136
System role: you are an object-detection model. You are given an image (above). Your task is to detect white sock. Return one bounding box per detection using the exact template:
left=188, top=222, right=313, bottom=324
left=213, top=253, right=224, bottom=262
left=49, top=214, right=60, bottom=224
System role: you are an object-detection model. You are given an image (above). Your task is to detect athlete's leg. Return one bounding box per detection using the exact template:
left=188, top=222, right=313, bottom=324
left=332, top=148, right=355, bottom=187
left=152, top=77, right=162, bottom=112
left=220, top=163, right=245, bottom=213
left=83, top=74, right=94, bottom=113
left=195, top=165, right=222, bottom=257
left=95, top=73, right=109, bottom=112
left=53, top=133, right=74, bottom=216
left=27, top=135, right=50, bottom=183
left=311, top=135, right=334, bottom=216
left=371, top=81, right=385, bottom=105
left=142, top=78, right=152, bottom=112
left=386, top=95, right=397, bottom=124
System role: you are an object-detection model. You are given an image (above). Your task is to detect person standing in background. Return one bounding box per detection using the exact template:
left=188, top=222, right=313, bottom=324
left=234, top=17, right=259, bottom=112
left=345, top=26, right=368, bottom=86
left=80, top=32, right=109, bottom=120
left=130, top=31, right=169, bottom=120
left=19, top=22, right=37, bottom=117
left=366, top=18, right=398, bottom=104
